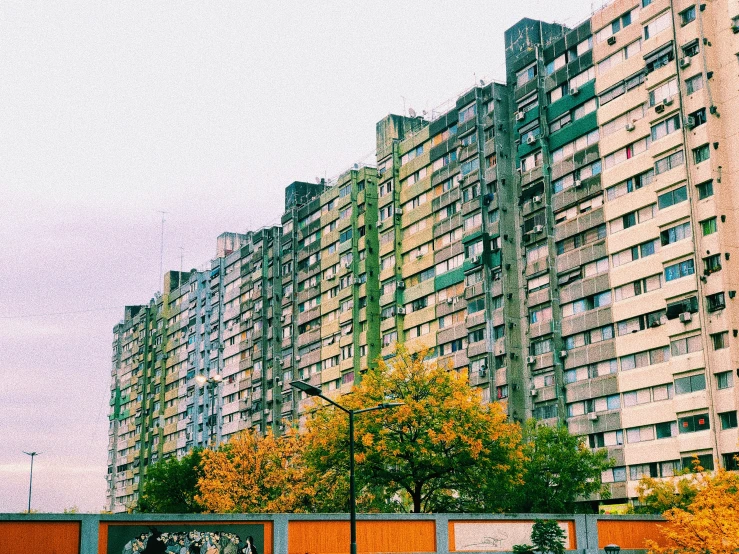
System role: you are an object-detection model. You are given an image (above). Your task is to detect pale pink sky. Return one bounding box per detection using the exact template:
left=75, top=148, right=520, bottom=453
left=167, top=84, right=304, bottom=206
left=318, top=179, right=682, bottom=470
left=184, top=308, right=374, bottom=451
left=0, top=0, right=594, bottom=512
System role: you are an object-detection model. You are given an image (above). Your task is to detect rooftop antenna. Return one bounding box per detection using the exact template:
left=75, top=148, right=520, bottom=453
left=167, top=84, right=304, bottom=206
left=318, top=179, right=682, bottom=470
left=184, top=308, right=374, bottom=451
left=156, top=211, right=168, bottom=289
left=179, top=246, right=184, bottom=275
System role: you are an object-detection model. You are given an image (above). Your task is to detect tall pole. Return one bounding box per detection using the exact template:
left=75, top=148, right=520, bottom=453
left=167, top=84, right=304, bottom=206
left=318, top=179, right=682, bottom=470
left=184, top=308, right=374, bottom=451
left=23, top=451, right=40, bottom=513
left=156, top=210, right=168, bottom=288
left=349, top=410, right=357, bottom=554
left=210, top=382, right=216, bottom=446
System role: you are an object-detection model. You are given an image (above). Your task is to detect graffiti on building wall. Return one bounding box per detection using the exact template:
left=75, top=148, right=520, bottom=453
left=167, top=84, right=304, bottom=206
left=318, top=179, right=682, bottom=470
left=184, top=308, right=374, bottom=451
left=452, top=521, right=572, bottom=551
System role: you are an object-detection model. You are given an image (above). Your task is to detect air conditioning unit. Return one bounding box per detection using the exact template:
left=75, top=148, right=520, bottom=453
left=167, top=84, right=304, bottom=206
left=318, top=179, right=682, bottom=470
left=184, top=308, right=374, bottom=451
left=533, top=225, right=544, bottom=233
left=533, top=195, right=543, bottom=203
left=655, top=104, right=666, bottom=114
left=684, top=116, right=696, bottom=129
left=662, top=97, right=674, bottom=106
left=446, top=297, right=454, bottom=305
left=516, top=111, right=526, bottom=121
left=625, top=122, right=636, bottom=132
left=607, top=36, right=617, bottom=45
left=470, top=256, right=482, bottom=265
left=588, top=412, right=599, bottom=421
left=530, top=389, right=538, bottom=397
left=343, top=262, right=352, bottom=269
left=733, top=20, right=739, bottom=33
left=574, top=179, right=583, bottom=188
left=396, top=307, right=406, bottom=315
left=679, top=312, right=693, bottom=323
left=397, top=281, right=406, bottom=289
left=526, top=355, right=536, bottom=364
left=479, top=368, right=487, bottom=377
left=560, top=350, right=568, bottom=358
left=280, top=315, right=285, bottom=322
left=264, top=409, right=270, bottom=415
left=396, top=208, right=404, bottom=215
left=294, top=356, right=301, bottom=362
left=526, top=135, right=537, bottom=145
left=352, top=277, right=362, bottom=285
left=569, top=87, right=580, bottom=96
left=679, top=56, right=692, bottom=68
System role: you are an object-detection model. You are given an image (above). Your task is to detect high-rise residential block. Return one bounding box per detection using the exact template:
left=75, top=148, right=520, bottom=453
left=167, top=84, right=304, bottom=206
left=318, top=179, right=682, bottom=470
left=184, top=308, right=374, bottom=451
left=108, top=0, right=739, bottom=512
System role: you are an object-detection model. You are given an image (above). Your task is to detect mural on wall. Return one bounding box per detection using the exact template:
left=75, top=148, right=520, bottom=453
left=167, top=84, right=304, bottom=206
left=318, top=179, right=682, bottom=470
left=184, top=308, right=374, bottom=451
left=453, top=521, right=572, bottom=551
left=107, top=524, right=264, bottom=554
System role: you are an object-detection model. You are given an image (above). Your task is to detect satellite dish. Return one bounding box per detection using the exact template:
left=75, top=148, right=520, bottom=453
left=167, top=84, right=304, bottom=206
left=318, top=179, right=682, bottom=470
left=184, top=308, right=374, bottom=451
left=480, top=79, right=485, bottom=86
left=408, top=108, right=416, bottom=118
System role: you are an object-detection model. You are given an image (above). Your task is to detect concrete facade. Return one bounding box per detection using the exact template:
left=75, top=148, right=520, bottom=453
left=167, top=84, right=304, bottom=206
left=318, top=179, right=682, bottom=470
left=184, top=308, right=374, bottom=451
left=108, top=0, right=739, bottom=513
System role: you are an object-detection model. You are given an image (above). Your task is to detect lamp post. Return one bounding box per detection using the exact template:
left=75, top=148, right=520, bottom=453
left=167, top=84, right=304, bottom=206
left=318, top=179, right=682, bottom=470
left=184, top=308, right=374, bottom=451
left=604, top=545, right=621, bottom=554
left=195, top=374, right=222, bottom=446
left=22, top=451, right=40, bottom=513
left=291, top=380, right=402, bottom=554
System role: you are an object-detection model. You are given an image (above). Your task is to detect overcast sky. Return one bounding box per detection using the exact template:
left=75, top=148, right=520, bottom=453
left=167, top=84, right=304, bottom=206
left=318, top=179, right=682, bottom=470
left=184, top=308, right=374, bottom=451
left=0, top=0, right=596, bottom=513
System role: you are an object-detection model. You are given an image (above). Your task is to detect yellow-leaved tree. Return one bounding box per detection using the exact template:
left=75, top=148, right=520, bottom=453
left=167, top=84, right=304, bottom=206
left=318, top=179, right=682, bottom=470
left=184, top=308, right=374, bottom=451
left=303, top=346, right=525, bottom=513
left=196, top=428, right=312, bottom=513
left=646, top=464, right=739, bottom=554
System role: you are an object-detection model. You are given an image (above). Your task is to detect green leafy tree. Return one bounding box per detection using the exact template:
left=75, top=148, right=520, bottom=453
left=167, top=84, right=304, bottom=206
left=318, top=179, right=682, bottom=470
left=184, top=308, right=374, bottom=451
left=512, top=421, right=613, bottom=513
left=137, top=448, right=204, bottom=513
left=634, top=469, right=699, bottom=514
left=304, top=346, right=525, bottom=513
left=530, top=519, right=566, bottom=554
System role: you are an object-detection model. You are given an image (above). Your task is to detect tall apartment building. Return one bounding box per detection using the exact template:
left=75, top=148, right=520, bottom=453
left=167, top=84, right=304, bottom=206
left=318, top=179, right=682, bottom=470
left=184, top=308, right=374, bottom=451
left=108, top=0, right=739, bottom=512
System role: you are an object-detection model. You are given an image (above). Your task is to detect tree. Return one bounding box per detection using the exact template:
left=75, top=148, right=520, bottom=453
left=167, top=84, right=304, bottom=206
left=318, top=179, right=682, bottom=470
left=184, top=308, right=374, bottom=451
left=647, top=465, right=739, bottom=554
left=196, top=428, right=313, bottom=513
left=303, top=346, right=525, bottom=513
left=634, top=469, right=699, bottom=514
left=137, top=449, right=204, bottom=513
left=511, top=421, right=613, bottom=513
left=514, top=519, right=567, bottom=554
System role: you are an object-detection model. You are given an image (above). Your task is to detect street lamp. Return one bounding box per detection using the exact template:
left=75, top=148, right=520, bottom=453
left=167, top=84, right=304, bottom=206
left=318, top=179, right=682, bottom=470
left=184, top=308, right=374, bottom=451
left=604, top=545, right=621, bottom=554
left=22, top=451, right=40, bottom=513
left=291, top=380, right=402, bottom=554
left=195, top=374, right=222, bottom=446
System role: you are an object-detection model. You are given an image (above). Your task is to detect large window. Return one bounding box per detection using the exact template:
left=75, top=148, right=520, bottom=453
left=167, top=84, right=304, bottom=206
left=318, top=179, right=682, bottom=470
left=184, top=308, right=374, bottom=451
left=678, top=413, right=710, bottom=433
left=664, top=259, right=695, bottom=282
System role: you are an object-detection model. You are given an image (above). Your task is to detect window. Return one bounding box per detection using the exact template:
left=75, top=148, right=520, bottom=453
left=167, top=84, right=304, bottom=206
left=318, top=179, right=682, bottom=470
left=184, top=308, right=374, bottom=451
left=655, top=150, right=685, bottom=174
left=681, top=454, right=714, bottom=471
left=658, top=188, right=688, bottom=213
left=680, top=5, right=696, bottom=25
left=706, top=292, right=726, bottom=312
left=458, top=103, right=476, bottom=124
left=516, top=63, right=537, bottom=87
left=685, top=74, right=703, bottom=94
left=704, top=254, right=722, bottom=275
left=693, top=144, right=710, bottom=164
left=675, top=373, right=706, bottom=394
left=664, top=259, right=694, bottom=281
left=644, top=13, right=672, bottom=40
left=682, top=39, right=700, bottom=59
left=598, top=40, right=642, bottom=73
left=468, top=328, right=485, bottom=343
left=696, top=180, right=713, bottom=199
left=590, top=430, right=624, bottom=447
left=712, top=331, right=729, bottom=350
left=400, top=144, right=424, bottom=165
left=652, top=80, right=680, bottom=109
left=717, top=371, right=734, bottom=390
left=602, top=467, right=627, bottom=483
left=599, top=71, right=645, bottom=105
left=656, top=421, right=678, bottom=439
left=530, top=338, right=552, bottom=355
left=651, top=115, right=681, bottom=141
left=670, top=334, right=703, bottom=356
left=596, top=8, right=636, bottom=43
left=660, top=221, right=691, bottom=246
left=665, top=296, right=698, bottom=319
left=561, top=291, right=612, bottom=317
left=615, top=274, right=662, bottom=301
left=678, top=413, right=710, bottom=433
left=607, top=169, right=654, bottom=201
left=612, top=239, right=659, bottom=267
left=529, top=304, right=553, bottom=324
left=700, top=217, right=717, bottom=236
left=604, top=136, right=650, bottom=169
left=617, top=310, right=666, bottom=336
left=610, top=204, right=655, bottom=233
left=724, top=453, right=739, bottom=470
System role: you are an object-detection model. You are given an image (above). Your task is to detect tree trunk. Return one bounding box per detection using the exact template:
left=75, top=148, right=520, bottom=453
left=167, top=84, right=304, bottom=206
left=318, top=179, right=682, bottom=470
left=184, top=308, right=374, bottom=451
left=412, top=484, right=422, bottom=513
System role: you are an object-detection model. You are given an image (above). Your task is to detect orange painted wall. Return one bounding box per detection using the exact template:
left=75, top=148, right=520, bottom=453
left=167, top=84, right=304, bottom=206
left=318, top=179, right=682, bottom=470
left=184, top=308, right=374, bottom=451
left=288, top=520, right=436, bottom=554
left=0, top=521, right=80, bottom=554
left=98, top=520, right=273, bottom=554
left=597, top=520, right=670, bottom=549
left=448, top=520, right=577, bottom=551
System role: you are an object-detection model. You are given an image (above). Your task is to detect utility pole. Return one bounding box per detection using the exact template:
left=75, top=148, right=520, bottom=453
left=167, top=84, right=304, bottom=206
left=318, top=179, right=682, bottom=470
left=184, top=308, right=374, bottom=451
left=23, top=451, right=40, bottom=513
